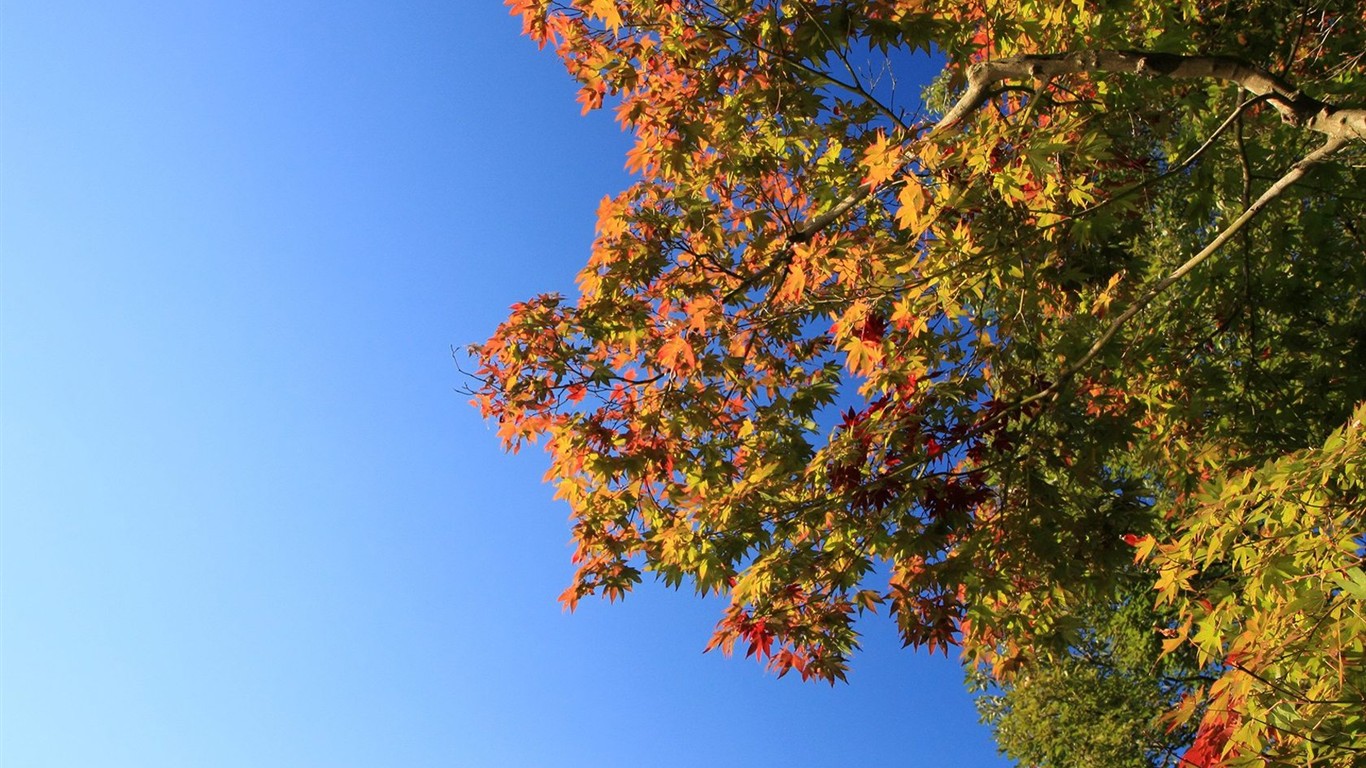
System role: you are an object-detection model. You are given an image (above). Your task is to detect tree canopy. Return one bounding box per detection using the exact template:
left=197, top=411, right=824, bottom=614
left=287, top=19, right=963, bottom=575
left=470, top=1, right=1365, bottom=764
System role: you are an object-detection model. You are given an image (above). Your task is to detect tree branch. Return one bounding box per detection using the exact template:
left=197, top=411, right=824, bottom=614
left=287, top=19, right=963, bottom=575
left=946, top=50, right=1366, bottom=144
left=1060, top=94, right=1270, bottom=226
left=1019, top=136, right=1347, bottom=408
left=793, top=49, right=1364, bottom=244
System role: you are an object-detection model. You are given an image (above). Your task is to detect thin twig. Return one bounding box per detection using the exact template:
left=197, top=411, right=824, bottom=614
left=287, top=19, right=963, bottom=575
left=1017, top=137, right=1347, bottom=410
left=1060, top=95, right=1270, bottom=225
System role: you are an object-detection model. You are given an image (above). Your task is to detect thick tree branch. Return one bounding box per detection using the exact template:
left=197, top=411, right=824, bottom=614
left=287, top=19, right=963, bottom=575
left=945, top=50, right=1366, bottom=144
left=792, top=49, right=1364, bottom=244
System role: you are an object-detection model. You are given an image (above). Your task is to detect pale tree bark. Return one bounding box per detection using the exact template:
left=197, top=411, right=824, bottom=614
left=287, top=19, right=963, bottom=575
left=943, top=51, right=1366, bottom=144
left=794, top=49, right=1364, bottom=242
left=942, top=52, right=1363, bottom=405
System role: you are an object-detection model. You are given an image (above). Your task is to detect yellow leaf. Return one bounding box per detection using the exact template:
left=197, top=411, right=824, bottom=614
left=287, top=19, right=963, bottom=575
left=895, top=181, right=928, bottom=231
left=586, top=0, right=622, bottom=30
left=1133, top=534, right=1158, bottom=563
left=891, top=299, right=927, bottom=336
left=842, top=337, right=883, bottom=376
left=861, top=131, right=901, bottom=188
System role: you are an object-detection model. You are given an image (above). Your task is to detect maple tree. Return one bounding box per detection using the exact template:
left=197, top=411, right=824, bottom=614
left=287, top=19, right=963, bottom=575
left=469, top=1, right=1365, bottom=764
left=972, top=574, right=1205, bottom=767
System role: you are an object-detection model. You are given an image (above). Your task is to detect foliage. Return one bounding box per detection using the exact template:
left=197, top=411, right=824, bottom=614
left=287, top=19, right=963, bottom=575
left=973, top=576, right=1205, bottom=768
left=470, top=0, right=1366, bottom=764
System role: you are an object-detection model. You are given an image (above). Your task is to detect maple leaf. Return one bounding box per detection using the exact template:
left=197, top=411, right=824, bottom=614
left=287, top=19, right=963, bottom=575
left=584, top=0, right=623, bottom=31
left=658, top=333, right=697, bottom=373
left=895, top=180, right=929, bottom=231
left=860, top=131, right=901, bottom=188
left=1182, top=708, right=1238, bottom=767
left=841, top=336, right=883, bottom=377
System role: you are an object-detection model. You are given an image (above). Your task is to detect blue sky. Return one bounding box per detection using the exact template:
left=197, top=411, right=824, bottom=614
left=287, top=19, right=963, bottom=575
left=1, top=3, right=1010, bottom=766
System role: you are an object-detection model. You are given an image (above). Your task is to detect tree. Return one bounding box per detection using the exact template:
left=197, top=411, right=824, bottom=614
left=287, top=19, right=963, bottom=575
left=469, top=1, right=1366, bottom=764
left=971, top=573, right=1205, bottom=767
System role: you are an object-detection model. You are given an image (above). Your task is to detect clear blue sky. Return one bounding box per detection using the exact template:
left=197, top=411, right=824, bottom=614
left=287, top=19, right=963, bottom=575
left=1, top=3, right=1011, bottom=766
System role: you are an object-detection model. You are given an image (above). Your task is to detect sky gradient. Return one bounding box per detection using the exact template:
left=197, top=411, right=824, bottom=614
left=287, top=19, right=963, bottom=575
left=1, top=3, right=1011, bottom=765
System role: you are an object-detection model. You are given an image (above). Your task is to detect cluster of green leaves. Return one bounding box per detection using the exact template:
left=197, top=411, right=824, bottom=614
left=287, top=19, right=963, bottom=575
left=973, top=581, right=1203, bottom=768
left=1149, top=406, right=1366, bottom=764
left=473, top=0, right=1364, bottom=764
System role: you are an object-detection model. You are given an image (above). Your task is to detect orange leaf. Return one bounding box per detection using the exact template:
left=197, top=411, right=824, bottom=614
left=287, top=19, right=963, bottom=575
left=585, top=0, right=623, bottom=30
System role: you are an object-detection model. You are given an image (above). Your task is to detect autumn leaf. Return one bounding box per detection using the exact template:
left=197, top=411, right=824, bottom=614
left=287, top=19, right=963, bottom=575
left=895, top=180, right=930, bottom=232
left=841, top=336, right=883, bottom=377
left=583, top=0, right=622, bottom=31
left=861, top=131, right=901, bottom=188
